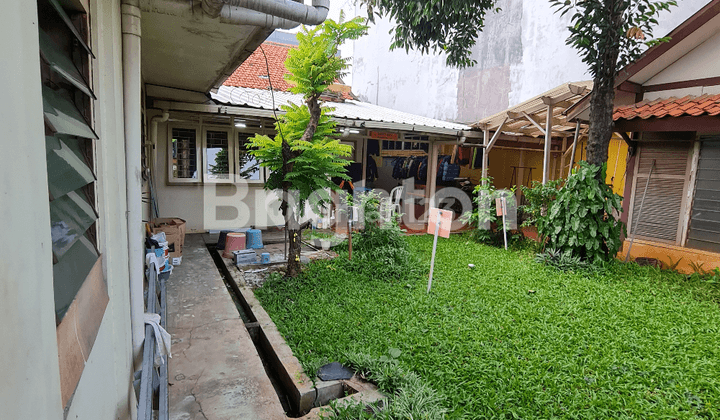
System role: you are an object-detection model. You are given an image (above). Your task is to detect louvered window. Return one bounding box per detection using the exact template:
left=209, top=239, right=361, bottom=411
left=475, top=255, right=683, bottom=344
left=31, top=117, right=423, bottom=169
left=629, top=142, right=692, bottom=245
left=686, top=139, right=720, bottom=252
left=39, top=0, right=108, bottom=408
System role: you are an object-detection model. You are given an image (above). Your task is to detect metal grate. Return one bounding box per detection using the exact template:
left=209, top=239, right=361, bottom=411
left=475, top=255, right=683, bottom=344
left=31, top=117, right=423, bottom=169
left=172, top=128, right=198, bottom=179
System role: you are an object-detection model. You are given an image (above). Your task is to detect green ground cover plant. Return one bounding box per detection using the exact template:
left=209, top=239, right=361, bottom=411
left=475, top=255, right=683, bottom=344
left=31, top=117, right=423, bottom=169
left=256, top=235, right=720, bottom=419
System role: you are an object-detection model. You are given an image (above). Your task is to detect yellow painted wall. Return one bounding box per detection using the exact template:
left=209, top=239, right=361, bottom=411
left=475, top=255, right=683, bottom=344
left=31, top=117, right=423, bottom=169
left=455, top=135, right=628, bottom=196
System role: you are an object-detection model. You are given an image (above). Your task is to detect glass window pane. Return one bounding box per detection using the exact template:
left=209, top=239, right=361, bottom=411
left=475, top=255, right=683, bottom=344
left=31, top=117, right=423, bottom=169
left=206, top=130, right=230, bottom=180
left=171, top=128, right=198, bottom=180
left=238, top=134, right=261, bottom=181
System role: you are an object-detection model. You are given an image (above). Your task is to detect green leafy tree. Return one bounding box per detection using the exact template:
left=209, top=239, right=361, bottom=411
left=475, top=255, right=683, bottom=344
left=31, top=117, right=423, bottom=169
left=249, top=17, right=368, bottom=277
left=361, top=0, right=675, bottom=166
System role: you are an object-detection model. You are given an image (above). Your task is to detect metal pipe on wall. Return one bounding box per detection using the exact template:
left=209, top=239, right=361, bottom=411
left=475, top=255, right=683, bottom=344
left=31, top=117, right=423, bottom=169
left=207, top=0, right=330, bottom=25
left=121, top=0, right=145, bottom=362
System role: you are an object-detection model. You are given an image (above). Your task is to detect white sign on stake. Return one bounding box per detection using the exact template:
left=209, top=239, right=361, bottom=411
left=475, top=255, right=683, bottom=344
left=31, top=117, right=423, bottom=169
left=426, top=208, right=453, bottom=293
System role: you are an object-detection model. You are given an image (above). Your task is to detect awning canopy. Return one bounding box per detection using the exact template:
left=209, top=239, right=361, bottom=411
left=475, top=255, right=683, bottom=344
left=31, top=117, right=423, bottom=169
left=469, top=81, right=593, bottom=184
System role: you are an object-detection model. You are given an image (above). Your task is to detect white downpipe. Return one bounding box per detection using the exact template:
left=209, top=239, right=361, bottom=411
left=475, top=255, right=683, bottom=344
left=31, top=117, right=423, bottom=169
left=122, top=0, right=145, bottom=361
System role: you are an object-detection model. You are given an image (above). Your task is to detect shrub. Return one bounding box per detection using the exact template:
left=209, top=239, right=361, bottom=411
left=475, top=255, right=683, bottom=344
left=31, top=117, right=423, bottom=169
left=536, top=162, right=625, bottom=263
left=341, top=191, right=423, bottom=281
left=461, top=177, right=516, bottom=245
left=520, top=178, right=564, bottom=227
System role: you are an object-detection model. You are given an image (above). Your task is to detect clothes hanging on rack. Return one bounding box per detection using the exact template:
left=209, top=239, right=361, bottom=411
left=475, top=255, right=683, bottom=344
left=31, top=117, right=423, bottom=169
left=366, top=155, right=378, bottom=183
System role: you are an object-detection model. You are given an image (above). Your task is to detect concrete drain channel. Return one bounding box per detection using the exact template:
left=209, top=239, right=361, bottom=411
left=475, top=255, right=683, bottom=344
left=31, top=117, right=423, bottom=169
left=206, top=245, right=383, bottom=418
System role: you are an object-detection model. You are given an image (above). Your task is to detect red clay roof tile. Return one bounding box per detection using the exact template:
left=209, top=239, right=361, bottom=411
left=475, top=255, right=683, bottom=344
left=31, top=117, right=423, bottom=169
left=614, top=92, right=720, bottom=121
left=223, top=41, right=354, bottom=100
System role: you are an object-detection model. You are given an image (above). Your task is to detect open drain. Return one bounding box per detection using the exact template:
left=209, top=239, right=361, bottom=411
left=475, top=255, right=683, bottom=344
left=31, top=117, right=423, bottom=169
left=206, top=243, right=377, bottom=418
left=206, top=244, right=297, bottom=415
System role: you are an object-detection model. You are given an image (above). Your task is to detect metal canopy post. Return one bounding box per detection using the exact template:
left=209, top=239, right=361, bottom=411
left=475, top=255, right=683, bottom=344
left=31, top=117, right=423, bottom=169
left=542, top=104, right=553, bottom=184
left=568, top=121, right=581, bottom=177
left=481, top=128, right=489, bottom=185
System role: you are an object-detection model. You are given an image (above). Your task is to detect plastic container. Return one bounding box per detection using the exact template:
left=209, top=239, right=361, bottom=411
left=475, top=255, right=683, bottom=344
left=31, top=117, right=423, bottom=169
left=246, top=229, right=263, bottom=249
left=223, top=232, right=246, bottom=258
left=261, top=252, right=271, bottom=264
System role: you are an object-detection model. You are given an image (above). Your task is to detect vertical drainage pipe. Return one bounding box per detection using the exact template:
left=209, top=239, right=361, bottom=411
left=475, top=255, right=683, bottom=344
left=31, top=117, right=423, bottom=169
left=122, top=0, right=145, bottom=362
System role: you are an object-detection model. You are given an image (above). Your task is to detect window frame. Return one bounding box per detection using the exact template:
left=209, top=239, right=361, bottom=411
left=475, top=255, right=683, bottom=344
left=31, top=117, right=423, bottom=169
left=236, top=129, right=266, bottom=184
left=202, top=125, right=235, bottom=184
left=167, top=123, right=202, bottom=184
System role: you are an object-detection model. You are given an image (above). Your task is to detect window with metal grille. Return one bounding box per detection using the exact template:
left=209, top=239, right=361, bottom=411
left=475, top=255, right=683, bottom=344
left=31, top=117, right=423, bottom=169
left=238, top=133, right=262, bottom=181
left=687, top=139, right=720, bottom=253
left=629, top=142, right=692, bottom=245
left=171, top=127, right=198, bottom=180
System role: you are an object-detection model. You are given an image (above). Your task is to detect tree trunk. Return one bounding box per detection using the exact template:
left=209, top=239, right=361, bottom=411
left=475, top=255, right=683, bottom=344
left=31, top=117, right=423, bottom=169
left=281, top=93, right=322, bottom=277
left=286, top=225, right=302, bottom=278
left=587, top=75, right=616, bottom=168
left=586, top=0, right=624, bottom=173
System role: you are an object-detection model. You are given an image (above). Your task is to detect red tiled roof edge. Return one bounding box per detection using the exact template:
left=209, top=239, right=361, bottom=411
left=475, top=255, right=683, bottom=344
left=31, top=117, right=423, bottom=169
left=223, top=41, right=356, bottom=100
left=613, top=93, right=720, bottom=120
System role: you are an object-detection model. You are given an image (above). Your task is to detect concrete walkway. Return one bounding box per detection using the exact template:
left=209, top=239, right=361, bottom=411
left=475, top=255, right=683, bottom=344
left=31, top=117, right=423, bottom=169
left=167, top=234, right=286, bottom=420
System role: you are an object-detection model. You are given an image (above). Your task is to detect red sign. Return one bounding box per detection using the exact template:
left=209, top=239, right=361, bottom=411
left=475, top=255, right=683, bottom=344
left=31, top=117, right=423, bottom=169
left=427, top=208, right=453, bottom=239
left=369, top=130, right=399, bottom=141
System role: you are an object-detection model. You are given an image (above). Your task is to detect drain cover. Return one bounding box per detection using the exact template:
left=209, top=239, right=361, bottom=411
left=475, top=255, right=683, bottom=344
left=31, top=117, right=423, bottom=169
left=317, top=362, right=354, bottom=381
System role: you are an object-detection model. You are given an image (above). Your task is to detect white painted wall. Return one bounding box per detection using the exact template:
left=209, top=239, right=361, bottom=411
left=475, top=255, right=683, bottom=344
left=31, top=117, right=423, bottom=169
left=68, top=0, right=135, bottom=417
left=348, top=0, right=713, bottom=123
left=1, top=1, right=135, bottom=418
left=0, top=2, right=63, bottom=419
left=645, top=30, right=720, bottom=86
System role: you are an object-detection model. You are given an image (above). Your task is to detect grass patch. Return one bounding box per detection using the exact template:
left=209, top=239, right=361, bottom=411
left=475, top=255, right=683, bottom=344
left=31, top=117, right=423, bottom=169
left=255, top=234, right=720, bottom=418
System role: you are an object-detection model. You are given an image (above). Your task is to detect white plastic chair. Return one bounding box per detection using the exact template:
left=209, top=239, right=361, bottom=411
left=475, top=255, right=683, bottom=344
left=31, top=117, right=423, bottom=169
left=381, top=186, right=403, bottom=223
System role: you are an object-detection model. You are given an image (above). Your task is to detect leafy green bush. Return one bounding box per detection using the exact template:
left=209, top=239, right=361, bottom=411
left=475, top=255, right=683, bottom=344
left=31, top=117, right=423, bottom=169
left=461, top=177, right=516, bottom=245
left=537, top=162, right=625, bottom=263
left=340, top=190, right=423, bottom=281
left=535, top=248, right=592, bottom=272
left=520, top=178, right=564, bottom=227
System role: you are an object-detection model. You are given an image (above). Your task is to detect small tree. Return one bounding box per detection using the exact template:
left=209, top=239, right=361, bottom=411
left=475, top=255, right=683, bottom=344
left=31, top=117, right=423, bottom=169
left=249, top=18, right=368, bottom=277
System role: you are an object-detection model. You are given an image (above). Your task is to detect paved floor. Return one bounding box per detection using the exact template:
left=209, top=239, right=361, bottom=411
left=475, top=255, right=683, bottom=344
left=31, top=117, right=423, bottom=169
left=167, top=234, right=286, bottom=420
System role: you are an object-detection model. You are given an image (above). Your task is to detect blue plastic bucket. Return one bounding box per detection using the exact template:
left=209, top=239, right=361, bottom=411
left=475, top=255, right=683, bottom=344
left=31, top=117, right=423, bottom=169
left=246, top=229, right=264, bottom=249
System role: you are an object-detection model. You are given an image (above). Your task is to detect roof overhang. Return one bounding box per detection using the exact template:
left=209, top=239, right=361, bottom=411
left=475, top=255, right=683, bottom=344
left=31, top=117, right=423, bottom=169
left=140, top=3, right=274, bottom=94
left=151, top=99, right=474, bottom=139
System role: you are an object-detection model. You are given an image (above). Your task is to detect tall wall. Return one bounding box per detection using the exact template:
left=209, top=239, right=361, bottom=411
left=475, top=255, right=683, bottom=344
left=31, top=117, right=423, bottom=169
left=1, top=0, right=135, bottom=418
left=349, top=0, right=712, bottom=123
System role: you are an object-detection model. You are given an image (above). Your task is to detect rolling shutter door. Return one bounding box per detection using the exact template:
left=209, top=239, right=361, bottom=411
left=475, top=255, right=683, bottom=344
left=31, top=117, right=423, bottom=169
left=687, top=139, right=720, bottom=252
left=630, top=142, right=691, bottom=244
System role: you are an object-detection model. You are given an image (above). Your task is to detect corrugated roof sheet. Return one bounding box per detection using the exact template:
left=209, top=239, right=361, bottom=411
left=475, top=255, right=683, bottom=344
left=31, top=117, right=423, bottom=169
left=613, top=93, right=720, bottom=120
left=211, top=85, right=470, bottom=132
left=472, top=81, right=593, bottom=136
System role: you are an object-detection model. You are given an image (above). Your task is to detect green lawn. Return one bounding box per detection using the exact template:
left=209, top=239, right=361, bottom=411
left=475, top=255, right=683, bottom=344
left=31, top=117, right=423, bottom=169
left=255, top=235, right=720, bottom=419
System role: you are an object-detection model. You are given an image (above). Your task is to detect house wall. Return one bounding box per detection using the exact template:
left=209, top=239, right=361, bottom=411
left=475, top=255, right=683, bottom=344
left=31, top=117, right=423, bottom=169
left=644, top=29, right=720, bottom=97
left=0, top=2, right=63, bottom=418
left=1, top=1, right=135, bottom=418
left=350, top=0, right=709, bottom=123
left=152, top=115, right=364, bottom=231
